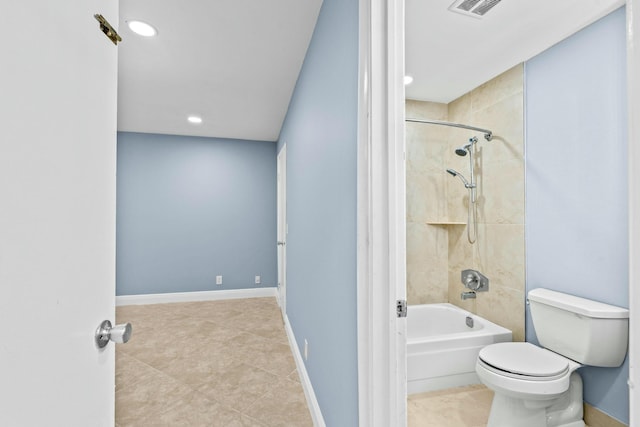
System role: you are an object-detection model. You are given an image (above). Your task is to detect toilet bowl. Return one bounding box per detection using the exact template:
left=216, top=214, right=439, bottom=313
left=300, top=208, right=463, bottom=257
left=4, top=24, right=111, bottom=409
left=476, top=342, right=584, bottom=427
left=476, top=288, right=629, bottom=427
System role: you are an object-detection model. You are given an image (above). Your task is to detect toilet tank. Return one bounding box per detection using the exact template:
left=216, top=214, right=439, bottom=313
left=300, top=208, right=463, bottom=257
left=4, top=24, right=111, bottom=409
left=528, top=288, right=629, bottom=367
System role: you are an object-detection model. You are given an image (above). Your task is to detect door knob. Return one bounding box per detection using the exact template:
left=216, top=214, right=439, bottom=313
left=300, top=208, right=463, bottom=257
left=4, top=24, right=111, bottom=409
left=95, top=320, right=132, bottom=349
left=277, top=241, right=286, bottom=246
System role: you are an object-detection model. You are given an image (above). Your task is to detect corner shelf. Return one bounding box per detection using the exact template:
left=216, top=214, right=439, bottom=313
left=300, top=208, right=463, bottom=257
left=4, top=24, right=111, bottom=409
left=426, top=220, right=466, bottom=226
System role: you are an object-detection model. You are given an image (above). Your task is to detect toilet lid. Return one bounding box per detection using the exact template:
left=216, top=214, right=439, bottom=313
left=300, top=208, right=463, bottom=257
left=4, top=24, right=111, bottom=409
left=478, top=342, right=569, bottom=378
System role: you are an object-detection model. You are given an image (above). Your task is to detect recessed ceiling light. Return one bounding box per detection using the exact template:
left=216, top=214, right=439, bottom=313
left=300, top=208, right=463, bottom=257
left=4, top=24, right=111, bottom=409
left=187, top=116, right=203, bottom=124
left=404, top=75, right=414, bottom=85
left=127, top=20, right=157, bottom=37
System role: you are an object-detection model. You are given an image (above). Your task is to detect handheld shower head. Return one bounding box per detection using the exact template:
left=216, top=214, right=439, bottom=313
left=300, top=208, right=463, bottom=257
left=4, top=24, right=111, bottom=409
left=446, top=168, right=470, bottom=187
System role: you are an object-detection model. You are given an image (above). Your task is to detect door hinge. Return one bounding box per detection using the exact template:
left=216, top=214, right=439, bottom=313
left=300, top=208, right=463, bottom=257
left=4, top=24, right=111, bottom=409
left=94, top=14, right=122, bottom=45
left=396, top=300, right=407, bottom=318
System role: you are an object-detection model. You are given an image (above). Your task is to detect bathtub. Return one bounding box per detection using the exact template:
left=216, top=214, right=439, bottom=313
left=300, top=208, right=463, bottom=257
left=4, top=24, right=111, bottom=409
left=407, top=303, right=512, bottom=395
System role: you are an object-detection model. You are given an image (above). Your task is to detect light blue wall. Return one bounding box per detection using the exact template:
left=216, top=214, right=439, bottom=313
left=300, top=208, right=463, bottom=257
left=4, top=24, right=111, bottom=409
left=276, top=0, right=359, bottom=424
left=116, top=132, right=277, bottom=296
left=525, top=7, right=628, bottom=424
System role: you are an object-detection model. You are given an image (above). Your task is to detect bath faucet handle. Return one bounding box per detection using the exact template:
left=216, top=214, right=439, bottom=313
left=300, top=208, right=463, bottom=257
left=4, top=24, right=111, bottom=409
left=461, top=269, right=489, bottom=292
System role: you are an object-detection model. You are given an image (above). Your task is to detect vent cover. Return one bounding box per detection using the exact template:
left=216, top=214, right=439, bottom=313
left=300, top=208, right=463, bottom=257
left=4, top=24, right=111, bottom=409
left=449, top=0, right=502, bottom=19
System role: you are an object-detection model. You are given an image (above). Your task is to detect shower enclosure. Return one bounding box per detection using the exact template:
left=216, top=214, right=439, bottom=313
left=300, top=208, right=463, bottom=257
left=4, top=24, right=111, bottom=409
left=404, top=66, right=525, bottom=344
left=405, top=118, right=494, bottom=244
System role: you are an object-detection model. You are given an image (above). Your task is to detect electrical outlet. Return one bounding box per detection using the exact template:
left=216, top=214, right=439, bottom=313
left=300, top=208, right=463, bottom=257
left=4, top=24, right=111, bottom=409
left=216, top=275, right=222, bottom=285
left=255, top=275, right=261, bottom=285
left=303, top=339, right=309, bottom=361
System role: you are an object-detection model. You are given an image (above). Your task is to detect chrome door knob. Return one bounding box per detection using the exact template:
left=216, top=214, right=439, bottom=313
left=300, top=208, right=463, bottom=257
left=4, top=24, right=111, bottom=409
left=95, top=320, right=132, bottom=348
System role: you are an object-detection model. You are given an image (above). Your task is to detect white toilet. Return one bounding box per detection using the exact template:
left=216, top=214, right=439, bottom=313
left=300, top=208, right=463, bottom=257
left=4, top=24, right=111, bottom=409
left=476, top=288, right=629, bottom=427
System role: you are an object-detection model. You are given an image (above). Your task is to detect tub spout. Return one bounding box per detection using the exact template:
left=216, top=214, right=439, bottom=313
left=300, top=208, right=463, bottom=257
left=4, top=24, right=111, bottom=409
left=461, top=291, right=476, bottom=300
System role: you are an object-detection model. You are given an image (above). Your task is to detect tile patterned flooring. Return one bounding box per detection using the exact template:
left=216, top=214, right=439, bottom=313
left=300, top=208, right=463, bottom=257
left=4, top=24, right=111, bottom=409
left=409, top=385, right=595, bottom=427
left=408, top=385, right=494, bottom=427
left=115, top=297, right=313, bottom=426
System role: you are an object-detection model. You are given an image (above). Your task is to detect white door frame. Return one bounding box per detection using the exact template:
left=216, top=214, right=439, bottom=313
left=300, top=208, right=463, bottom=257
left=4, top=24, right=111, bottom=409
left=357, top=0, right=407, bottom=425
left=277, top=144, right=288, bottom=316
left=627, top=1, right=640, bottom=424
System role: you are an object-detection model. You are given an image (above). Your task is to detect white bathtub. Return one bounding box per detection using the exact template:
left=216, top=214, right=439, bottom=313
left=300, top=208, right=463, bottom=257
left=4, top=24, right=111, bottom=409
left=407, top=303, right=512, bottom=395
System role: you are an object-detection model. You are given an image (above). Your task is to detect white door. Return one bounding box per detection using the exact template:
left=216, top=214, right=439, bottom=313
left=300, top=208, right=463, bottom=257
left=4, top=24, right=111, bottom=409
left=277, top=145, right=287, bottom=316
left=0, top=1, right=118, bottom=425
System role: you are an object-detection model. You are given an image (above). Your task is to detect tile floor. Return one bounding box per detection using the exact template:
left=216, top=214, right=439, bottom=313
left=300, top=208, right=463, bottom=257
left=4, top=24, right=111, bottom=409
left=408, top=384, right=494, bottom=427
left=115, top=297, right=313, bottom=426
left=409, top=385, right=595, bottom=427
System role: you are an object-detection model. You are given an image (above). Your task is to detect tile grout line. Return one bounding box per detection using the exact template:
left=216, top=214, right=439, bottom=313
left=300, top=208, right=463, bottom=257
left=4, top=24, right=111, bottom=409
left=117, top=351, right=204, bottom=397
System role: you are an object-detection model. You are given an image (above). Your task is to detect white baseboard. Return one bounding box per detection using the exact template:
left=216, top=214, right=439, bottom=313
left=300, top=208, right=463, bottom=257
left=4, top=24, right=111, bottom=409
left=116, top=287, right=277, bottom=306
left=283, top=315, right=326, bottom=427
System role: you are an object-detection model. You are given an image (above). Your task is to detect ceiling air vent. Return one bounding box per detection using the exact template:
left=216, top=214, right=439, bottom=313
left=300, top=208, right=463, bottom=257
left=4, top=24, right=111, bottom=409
left=448, top=0, right=502, bottom=19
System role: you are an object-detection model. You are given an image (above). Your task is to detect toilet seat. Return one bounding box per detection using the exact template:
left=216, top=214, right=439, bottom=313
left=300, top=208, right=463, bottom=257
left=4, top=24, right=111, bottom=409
left=475, top=342, right=581, bottom=400
left=479, top=342, right=570, bottom=380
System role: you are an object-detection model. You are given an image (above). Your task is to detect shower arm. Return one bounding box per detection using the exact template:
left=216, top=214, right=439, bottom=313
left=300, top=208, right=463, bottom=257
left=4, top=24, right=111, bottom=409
left=405, top=118, right=493, bottom=141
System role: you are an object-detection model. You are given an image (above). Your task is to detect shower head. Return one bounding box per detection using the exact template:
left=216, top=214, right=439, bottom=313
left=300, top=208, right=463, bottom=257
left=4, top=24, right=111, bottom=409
left=446, top=168, right=458, bottom=176
left=454, top=136, right=478, bottom=157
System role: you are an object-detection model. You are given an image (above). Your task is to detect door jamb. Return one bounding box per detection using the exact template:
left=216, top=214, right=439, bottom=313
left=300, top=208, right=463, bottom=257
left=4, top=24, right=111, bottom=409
left=277, top=144, right=287, bottom=317
left=357, top=0, right=407, bottom=425
left=626, top=1, right=639, bottom=424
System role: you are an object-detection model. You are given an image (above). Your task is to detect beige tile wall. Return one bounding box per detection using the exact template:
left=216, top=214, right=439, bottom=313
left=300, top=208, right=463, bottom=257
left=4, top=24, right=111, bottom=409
left=406, top=64, right=525, bottom=341
left=406, top=100, right=449, bottom=304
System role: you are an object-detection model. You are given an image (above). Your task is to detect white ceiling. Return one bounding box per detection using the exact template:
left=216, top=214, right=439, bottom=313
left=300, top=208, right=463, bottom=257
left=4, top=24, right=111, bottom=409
left=406, top=0, right=625, bottom=103
left=117, top=0, right=625, bottom=142
left=117, top=0, right=323, bottom=142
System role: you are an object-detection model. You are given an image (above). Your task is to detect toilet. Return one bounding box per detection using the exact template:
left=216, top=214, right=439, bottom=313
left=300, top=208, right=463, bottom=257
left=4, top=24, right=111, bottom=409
left=476, top=288, right=629, bottom=427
